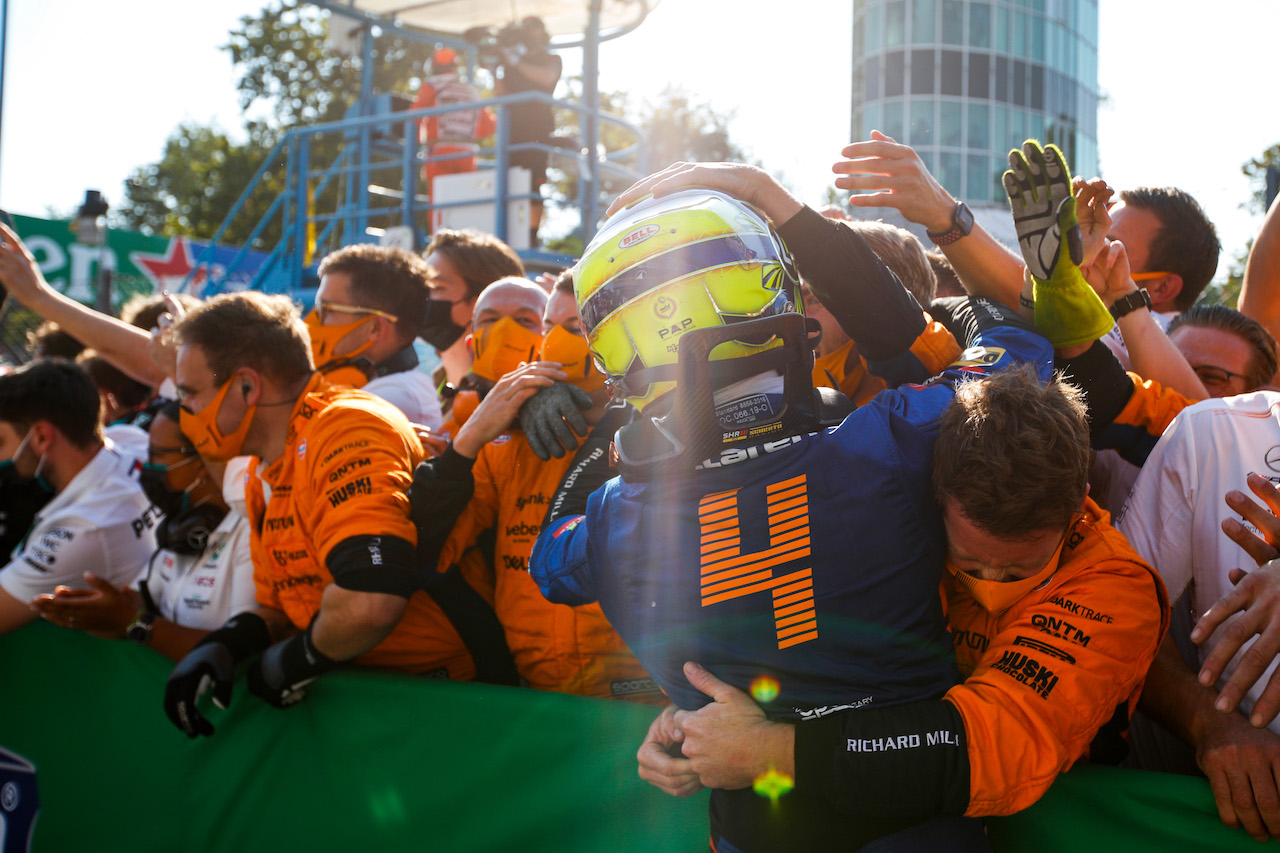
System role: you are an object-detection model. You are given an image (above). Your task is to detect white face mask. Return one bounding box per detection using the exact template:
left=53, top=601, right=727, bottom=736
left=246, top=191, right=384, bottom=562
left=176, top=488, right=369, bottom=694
left=1, top=429, right=48, bottom=486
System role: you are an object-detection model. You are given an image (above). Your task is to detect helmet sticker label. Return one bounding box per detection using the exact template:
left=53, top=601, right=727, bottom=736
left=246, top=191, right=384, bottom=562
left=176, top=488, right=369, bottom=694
left=716, top=393, right=776, bottom=426
left=620, top=224, right=661, bottom=249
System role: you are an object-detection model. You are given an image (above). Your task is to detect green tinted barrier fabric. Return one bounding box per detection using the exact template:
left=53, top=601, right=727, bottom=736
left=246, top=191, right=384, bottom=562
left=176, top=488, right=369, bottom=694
left=0, top=622, right=708, bottom=852
left=0, top=623, right=1267, bottom=851
left=987, top=764, right=1266, bottom=851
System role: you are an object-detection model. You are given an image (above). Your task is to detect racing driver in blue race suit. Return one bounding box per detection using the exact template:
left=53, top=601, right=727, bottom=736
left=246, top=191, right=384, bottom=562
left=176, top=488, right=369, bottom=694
left=528, top=161, right=1069, bottom=851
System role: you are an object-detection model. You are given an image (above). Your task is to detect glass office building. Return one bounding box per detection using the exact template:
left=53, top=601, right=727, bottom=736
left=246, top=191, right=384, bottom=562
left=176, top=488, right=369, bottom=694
left=851, top=0, right=1098, bottom=213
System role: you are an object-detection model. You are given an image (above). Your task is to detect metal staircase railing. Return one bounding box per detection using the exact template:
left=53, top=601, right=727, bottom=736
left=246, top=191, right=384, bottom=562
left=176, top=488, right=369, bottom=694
left=184, top=92, right=646, bottom=297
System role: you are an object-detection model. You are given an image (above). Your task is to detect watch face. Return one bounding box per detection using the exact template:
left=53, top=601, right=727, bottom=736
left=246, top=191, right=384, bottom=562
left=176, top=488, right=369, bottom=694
left=954, top=203, right=975, bottom=235
left=128, top=614, right=155, bottom=644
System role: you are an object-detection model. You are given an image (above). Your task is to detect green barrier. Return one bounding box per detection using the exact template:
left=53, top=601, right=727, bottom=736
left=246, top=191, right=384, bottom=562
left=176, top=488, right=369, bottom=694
left=0, top=622, right=708, bottom=852
left=987, top=764, right=1267, bottom=851
left=0, top=622, right=1267, bottom=851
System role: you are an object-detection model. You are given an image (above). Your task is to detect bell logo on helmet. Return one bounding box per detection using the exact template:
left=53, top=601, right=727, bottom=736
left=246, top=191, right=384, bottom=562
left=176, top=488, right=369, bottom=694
left=653, top=295, right=677, bottom=319
left=620, top=224, right=661, bottom=249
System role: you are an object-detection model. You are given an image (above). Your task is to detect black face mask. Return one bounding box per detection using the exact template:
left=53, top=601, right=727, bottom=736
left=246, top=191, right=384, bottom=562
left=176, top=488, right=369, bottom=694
left=421, top=299, right=468, bottom=352
left=139, top=463, right=190, bottom=520
left=139, top=463, right=226, bottom=556
left=0, top=460, right=54, bottom=557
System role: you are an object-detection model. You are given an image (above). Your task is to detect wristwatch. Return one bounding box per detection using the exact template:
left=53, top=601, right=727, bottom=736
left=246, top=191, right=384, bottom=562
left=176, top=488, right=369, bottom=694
left=927, top=202, right=974, bottom=246
left=126, top=610, right=157, bottom=646
left=1109, top=288, right=1152, bottom=320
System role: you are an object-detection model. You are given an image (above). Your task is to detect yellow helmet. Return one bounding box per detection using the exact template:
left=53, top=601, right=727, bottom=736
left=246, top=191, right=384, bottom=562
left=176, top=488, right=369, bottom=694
left=575, top=189, right=801, bottom=412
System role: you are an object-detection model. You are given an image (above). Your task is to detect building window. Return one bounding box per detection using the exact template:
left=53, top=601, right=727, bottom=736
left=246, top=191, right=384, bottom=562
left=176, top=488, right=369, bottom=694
left=886, top=50, right=906, bottom=97
left=886, top=0, right=906, bottom=46
left=941, top=0, right=964, bottom=44
left=911, top=49, right=936, bottom=95
left=863, top=102, right=883, bottom=138
left=940, top=100, right=963, bottom=147
left=967, top=101, right=989, bottom=149
left=1013, top=59, right=1028, bottom=107
left=994, top=4, right=1009, bottom=53
left=912, top=0, right=936, bottom=43
left=969, top=51, right=990, bottom=99
left=865, top=54, right=882, bottom=101
left=865, top=2, right=884, bottom=55
left=939, top=151, right=963, bottom=198
left=884, top=100, right=905, bottom=141
left=1030, top=64, right=1045, bottom=110
left=940, top=49, right=963, bottom=96
left=1012, top=9, right=1027, bottom=58
left=910, top=98, right=935, bottom=145
left=970, top=2, right=992, bottom=49
left=967, top=153, right=992, bottom=204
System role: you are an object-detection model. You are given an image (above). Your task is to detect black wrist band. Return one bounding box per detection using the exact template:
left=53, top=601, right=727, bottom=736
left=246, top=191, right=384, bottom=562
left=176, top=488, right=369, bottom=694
left=1109, top=288, right=1152, bottom=320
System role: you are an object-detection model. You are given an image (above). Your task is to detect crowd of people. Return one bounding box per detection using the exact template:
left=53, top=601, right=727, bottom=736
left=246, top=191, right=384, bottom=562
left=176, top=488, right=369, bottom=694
left=4, top=129, right=1280, bottom=850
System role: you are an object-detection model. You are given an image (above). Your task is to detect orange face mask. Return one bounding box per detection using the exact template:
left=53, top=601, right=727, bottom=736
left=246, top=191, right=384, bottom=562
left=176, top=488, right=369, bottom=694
left=945, top=537, right=1065, bottom=613
left=812, top=339, right=854, bottom=390
left=304, top=310, right=374, bottom=388
left=179, top=376, right=258, bottom=464
left=471, top=316, right=543, bottom=382
left=539, top=324, right=606, bottom=393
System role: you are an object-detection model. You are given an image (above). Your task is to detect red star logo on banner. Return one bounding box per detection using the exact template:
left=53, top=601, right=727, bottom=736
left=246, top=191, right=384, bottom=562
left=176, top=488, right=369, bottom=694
left=132, top=238, right=206, bottom=293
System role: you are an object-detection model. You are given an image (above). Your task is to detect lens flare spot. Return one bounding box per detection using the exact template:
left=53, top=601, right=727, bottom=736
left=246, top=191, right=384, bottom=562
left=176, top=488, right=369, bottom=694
left=752, top=768, right=794, bottom=804
left=749, top=675, right=780, bottom=703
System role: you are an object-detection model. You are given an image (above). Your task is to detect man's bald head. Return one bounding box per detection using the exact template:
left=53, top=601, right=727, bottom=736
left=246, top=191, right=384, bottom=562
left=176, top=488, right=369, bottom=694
left=473, top=276, right=548, bottom=334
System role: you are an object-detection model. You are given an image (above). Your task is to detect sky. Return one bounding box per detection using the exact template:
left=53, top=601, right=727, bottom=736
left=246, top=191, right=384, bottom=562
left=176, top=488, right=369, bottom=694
left=0, top=0, right=1275, bottom=277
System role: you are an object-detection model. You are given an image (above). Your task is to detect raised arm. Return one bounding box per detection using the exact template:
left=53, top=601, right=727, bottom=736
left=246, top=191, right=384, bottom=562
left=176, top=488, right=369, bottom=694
left=1083, top=239, right=1208, bottom=399
left=0, top=222, right=163, bottom=386
left=834, top=131, right=1026, bottom=308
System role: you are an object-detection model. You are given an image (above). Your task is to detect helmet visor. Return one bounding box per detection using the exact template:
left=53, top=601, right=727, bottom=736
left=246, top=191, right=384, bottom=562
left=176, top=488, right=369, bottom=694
left=579, top=231, right=786, bottom=333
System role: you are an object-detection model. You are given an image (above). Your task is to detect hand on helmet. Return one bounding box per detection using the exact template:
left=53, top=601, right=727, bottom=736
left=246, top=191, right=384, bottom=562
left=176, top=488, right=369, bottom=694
left=608, top=162, right=803, bottom=227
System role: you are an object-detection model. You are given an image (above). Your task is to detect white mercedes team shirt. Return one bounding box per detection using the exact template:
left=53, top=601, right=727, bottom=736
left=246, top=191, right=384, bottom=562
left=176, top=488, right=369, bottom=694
left=365, top=370, right=443, bottom=431
left=0, top=445, right=158, bottom=601
left=1116, top=390, right=1280, bottom=733
left=133, top=510, right=255, bottom=630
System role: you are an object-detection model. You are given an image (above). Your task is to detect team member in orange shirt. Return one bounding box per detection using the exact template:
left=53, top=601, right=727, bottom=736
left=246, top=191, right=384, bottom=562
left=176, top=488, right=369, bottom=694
left=415, top=274, right=660, bottom=702
left=161, top=292, right=478, bottom=738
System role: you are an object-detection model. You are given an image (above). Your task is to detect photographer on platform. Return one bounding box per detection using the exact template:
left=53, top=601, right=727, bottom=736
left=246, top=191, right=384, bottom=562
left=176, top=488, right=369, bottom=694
left=478, top=16, right=562, bottom=246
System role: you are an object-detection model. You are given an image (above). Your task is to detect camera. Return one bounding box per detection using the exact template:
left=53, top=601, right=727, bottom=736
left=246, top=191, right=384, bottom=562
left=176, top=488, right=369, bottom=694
left=463, top=19, right=543, bottom=70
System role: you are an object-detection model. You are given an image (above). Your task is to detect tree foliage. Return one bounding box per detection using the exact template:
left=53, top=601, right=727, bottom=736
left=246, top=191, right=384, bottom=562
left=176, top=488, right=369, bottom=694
left=639, top=86, right=749, bottom=170
left=122, top=122, right=284, bottom=247
left=1243, top=143, right=1280, bottom=215
left=1202, top=142, right=1280, bottom=306
left=225, top=0, right=422, bottom=129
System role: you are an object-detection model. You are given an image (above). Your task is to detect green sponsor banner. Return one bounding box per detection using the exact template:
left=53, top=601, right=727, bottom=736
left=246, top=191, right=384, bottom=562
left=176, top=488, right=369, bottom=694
left=10, top=215, right=170, bottom=312
left=0, top=622, right=1261, bottom=851
left=986, top=763, right=1261, bottom=851
left=0, top=622, right=708, bottom=852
